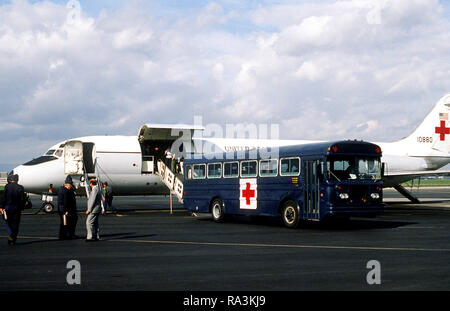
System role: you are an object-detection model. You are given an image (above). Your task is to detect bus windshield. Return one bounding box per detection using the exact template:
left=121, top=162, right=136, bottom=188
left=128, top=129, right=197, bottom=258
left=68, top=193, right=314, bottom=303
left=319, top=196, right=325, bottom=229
left=327, top=156, right=381, bottom=181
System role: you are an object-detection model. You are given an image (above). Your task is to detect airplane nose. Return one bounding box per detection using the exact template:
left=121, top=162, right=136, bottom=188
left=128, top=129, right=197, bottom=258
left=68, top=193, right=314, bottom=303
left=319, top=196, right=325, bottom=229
left=11, top=162, right=60, bottom=194
left=12, top=165, right=26, bottom=186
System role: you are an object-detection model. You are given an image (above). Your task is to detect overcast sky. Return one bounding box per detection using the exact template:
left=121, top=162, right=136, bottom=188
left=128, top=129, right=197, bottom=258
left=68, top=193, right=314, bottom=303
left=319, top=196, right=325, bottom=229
left=1, top=0, right=450, bottom=170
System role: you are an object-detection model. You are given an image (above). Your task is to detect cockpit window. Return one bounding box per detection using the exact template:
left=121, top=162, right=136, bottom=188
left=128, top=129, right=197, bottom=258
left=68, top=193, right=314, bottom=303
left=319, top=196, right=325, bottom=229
left=55, top=149, right=63, bottom=157
left=23, top=156, right=58, bottom=166
left=45, top=149, right=56, bottom=156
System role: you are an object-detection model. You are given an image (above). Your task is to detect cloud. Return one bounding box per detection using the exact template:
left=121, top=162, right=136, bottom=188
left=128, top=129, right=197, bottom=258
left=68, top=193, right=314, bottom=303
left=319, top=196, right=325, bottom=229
left=294, top=61, right=323, bottom=81
left=1, top=0, right=450, bottom=168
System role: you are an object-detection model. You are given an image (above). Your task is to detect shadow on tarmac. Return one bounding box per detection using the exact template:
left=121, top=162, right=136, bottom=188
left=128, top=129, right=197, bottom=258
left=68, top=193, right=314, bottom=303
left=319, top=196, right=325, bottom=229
left=196, top=214, right=415, bottom=231
left=11, top=232, right=158, bottom=246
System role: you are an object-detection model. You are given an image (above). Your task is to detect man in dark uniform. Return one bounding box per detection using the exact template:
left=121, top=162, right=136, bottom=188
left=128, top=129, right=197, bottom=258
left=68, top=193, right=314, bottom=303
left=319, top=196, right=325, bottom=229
left=57, top=176, right=78, bottom=240
left=102, top=182, right=115, bottom=212
left=0, top=174, right=26, bottom=245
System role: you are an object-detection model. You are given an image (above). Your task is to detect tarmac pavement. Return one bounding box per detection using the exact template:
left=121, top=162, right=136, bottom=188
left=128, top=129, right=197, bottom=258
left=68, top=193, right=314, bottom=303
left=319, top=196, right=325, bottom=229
left=1, top=190, right=450, bottom=297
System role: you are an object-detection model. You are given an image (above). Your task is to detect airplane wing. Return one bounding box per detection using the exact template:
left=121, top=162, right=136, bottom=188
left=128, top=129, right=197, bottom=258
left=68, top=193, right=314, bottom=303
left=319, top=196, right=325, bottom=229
left=383, top=169, right=450, bottom=187
left=384, top=170, right=450, bottom=177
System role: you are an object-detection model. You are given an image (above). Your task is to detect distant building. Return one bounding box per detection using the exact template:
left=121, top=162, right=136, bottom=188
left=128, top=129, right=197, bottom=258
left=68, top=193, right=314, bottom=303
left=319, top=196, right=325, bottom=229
left=0, top=172, right=7, bottom=186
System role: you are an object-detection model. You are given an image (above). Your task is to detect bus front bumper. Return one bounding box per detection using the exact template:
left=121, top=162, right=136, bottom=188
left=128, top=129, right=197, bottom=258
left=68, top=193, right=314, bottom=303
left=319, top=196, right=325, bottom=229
left=325, top=204, right=385, bottom=217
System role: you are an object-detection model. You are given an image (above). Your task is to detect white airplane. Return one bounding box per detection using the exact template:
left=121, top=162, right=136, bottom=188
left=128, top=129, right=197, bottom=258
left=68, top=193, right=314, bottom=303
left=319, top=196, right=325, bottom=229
left=10, top=94, right=450, bottom=210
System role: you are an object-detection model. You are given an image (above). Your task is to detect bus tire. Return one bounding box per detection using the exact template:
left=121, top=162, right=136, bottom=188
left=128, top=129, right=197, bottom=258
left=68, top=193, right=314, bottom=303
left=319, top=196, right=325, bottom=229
left=211, top=199, right=225, bottom=223
left=281, top=200, right=299, bottom=228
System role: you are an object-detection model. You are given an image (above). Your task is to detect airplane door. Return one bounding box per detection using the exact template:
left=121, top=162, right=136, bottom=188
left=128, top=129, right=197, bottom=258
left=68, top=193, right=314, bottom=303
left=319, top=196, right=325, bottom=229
left=137, top=124, right=203, bottom=175
left=303, top=159, right=321, bottom=220
left=82, top=142, right=96, bottom=174
left=64, top=141, right=84, bottom=175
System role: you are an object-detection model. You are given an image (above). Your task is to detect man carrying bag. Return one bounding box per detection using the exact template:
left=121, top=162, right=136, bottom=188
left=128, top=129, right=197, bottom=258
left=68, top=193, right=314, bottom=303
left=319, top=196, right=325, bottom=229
left=0, top=174, right=26, bottom=245
left=57, top=176, right=78, bottom=240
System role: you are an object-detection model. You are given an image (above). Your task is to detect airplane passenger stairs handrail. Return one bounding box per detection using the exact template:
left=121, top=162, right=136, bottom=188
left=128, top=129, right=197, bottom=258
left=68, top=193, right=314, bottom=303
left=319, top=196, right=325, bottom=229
left=94, top=157, right=105, bottom=213
left=84, top=171, right=90, bottom=199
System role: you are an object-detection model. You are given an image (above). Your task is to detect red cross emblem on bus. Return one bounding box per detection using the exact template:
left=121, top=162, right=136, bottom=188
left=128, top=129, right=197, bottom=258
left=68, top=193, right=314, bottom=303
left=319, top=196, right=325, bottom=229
left=242, top=182, right=255, bottom=205
left=435, top=120, right=450, bottom=141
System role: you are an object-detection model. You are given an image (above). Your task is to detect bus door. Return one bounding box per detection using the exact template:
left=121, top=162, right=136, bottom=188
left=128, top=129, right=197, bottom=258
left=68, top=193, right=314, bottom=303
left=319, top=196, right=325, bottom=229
left=303, top=159, right=321, bottom=220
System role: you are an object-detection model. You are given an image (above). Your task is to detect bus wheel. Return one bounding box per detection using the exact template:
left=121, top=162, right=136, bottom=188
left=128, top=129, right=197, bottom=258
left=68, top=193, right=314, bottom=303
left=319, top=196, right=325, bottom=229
left=282, top=201, right=299, bottom=228
left=211, top=199, right=225, bottom=223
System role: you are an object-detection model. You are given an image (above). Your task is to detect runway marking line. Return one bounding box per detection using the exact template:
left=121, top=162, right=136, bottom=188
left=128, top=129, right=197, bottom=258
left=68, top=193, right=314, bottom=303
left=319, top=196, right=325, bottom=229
left=0, top=235, right=58, bottom=240
left=2, top=235, right=450, bottom=252
left=109, top=239, right=450, bottom=252
left=399, top=226, right=437, bottom=229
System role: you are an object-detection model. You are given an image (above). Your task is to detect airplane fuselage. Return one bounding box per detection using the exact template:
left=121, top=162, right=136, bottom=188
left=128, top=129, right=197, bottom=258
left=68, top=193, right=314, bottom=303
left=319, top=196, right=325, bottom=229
left=13, top=135, right=450, bottom=196
left=14, top=136, right=169, bottom=196
left=12, top=93, right=450, bottom=200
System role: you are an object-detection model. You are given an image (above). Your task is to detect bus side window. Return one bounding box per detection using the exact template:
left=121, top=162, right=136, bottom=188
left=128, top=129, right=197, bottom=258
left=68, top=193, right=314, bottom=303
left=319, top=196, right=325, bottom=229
left=224, top=162, right=239, bottom=178
left=280, top=157, right=300, bottom=176
left=241, top=160, right=257, bottom=177
left=260, top=159, right=278, bottom=177
left=193, top=164, right=206, bottom=179
left=207, top=163, right=222, bottom=178
left=185, top=165, right=193, bottom=179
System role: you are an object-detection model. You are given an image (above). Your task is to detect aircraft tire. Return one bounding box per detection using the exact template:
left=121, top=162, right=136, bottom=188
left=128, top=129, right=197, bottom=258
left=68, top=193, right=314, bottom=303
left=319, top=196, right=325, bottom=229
left=43, top=203, right=54, bottom=213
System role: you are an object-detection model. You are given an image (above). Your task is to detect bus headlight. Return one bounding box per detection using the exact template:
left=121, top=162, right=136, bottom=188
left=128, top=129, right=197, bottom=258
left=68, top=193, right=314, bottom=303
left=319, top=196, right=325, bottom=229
left=370, top=193, right=380, bottom=199
left=338, top=193, right=349, bottom=200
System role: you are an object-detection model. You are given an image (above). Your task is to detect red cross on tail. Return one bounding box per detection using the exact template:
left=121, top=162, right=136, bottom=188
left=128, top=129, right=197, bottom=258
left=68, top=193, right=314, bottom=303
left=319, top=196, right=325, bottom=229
left=435, top=120, right=450, bottom=141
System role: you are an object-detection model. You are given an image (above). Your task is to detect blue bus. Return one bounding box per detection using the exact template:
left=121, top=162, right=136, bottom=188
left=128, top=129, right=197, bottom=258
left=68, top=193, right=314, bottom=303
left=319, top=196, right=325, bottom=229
left=183, top=140, right=384, bottom=228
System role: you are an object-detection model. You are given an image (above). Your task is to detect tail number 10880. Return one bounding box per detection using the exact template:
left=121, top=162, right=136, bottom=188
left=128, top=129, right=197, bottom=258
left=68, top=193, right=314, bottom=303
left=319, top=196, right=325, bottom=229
left=417, top=136, right=433, bottom=143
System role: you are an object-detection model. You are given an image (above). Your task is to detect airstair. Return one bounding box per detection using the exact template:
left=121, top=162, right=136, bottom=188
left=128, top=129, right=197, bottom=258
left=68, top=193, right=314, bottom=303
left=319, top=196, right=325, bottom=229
left=156, top=160, right=184, bottom=204
left=82, top=158, right=103, bottom=199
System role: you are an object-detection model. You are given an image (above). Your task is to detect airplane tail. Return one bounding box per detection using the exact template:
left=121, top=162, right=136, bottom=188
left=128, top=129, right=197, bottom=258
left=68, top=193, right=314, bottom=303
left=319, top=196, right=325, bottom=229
left=401, top=94, right=450, bottom=156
